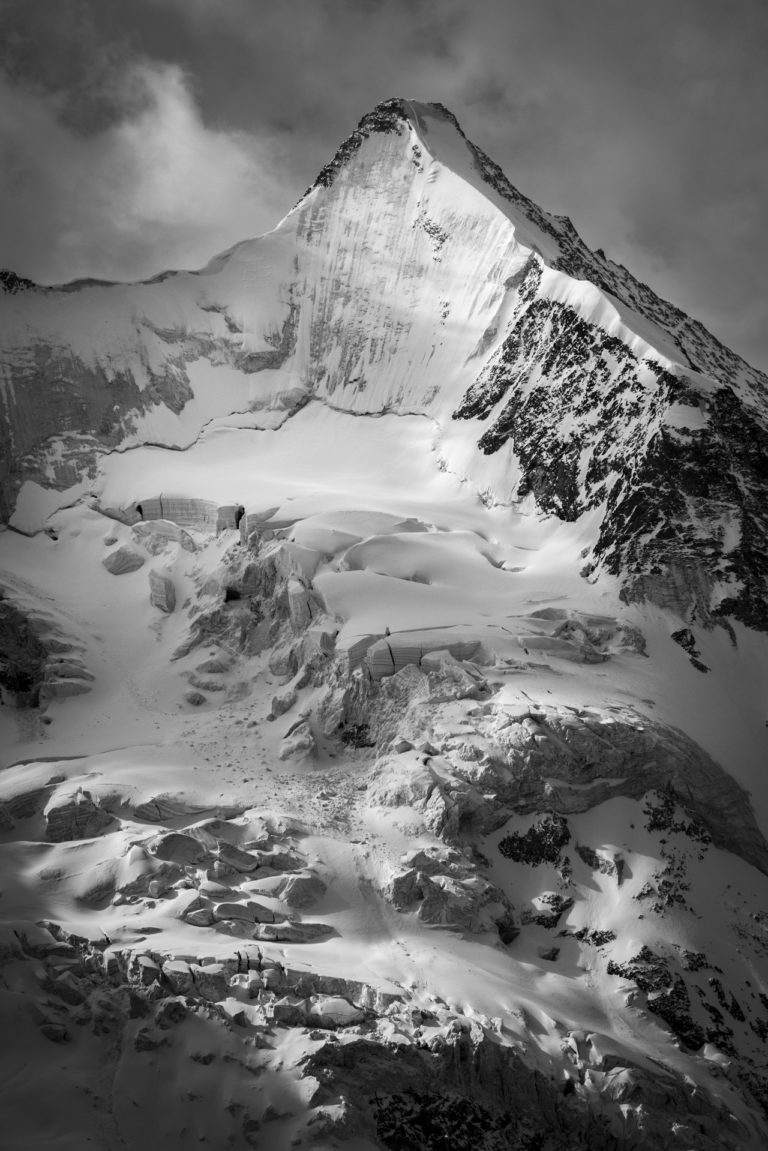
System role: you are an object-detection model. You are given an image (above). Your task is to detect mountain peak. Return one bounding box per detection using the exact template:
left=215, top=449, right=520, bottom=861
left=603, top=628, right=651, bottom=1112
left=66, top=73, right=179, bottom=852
left=4, top=97, right=768, bottom=1149
left=3, top=94, right=768, bottom=637
left=307, top=97, right=475, bottom=195
left=308, top=97, right=418, bottom=194
left=304, top=99, right=768, bottom=398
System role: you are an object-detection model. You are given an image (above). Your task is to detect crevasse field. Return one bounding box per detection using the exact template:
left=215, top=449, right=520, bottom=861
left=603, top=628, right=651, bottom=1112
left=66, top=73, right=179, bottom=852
left=1, top=100, right=768, bottom=1150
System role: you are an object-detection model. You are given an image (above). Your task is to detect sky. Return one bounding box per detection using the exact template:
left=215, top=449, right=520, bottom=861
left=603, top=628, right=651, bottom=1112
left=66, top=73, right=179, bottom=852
left=1, top=0, right=767, bottom=371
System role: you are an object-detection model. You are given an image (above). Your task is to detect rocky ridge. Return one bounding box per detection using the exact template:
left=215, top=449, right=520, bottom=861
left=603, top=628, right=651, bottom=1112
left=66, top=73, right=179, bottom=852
left=2, top=100, right=768, bottom=634
left=2, top=98, right=768, bottom=1149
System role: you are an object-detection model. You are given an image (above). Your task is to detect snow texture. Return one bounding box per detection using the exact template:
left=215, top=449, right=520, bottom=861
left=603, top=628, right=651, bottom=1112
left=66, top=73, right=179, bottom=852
left=1, top=98, right=768, bottom=1149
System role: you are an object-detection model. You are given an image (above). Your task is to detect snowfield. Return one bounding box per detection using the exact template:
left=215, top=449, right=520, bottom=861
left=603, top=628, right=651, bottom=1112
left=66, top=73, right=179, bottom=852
left=1, top=98, right=768, bottom=1149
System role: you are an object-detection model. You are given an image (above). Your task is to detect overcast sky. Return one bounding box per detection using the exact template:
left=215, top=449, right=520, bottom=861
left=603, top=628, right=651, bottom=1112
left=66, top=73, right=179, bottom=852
left=2, top=0, right=767, bottom=371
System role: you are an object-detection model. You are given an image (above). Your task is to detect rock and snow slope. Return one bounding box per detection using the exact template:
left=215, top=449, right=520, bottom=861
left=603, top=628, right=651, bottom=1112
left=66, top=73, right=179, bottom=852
left=1, top=99, right=768, bottom=1149
left=4, top=99, right=768, bottom=630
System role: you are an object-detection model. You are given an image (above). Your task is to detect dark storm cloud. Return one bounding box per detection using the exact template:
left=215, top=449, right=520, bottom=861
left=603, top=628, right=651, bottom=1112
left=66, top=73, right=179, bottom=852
left=1, top=0, right=766, bottom=370
left=0, top=0, right=291, bottom=281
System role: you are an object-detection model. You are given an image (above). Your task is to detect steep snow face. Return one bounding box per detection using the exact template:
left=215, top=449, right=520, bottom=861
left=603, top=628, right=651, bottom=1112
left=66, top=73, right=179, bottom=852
left=3, top=98, right=768, bottom=631
left=290, top=122, right=526, bottom=415
left=3, top=98, right=538, bottom=510
left=289, top=99, right=702, bottom=419
left=4, top=98, right=768, bottom=1150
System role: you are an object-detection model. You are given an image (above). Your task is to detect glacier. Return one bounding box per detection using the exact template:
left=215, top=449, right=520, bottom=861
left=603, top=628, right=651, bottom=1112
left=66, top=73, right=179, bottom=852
left=1, top=98, right=768, bottom=1149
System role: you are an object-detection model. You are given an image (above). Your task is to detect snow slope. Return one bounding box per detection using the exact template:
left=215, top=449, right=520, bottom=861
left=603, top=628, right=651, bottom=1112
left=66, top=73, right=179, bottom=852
left=1, top=99, right=768, bottom=1149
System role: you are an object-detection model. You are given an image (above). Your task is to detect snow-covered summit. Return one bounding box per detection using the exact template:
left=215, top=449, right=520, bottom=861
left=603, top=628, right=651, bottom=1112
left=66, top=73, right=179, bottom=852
left=3, top=100, right=768, bottom=1149
left=309, top=97, right=768, bottom=396
left=2, top=97, right=767, bottom=633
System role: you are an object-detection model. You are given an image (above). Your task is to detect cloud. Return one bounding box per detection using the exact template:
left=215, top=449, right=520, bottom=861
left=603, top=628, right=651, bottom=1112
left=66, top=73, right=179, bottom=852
left=0, top=57, right=288, bottom=283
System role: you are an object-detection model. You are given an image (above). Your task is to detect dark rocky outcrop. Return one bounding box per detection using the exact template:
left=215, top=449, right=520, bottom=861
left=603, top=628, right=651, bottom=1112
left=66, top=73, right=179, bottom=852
left=308, top=98, right=408, bottom=194
left=453, top=251, right=768, bottom=632
left=498, top=815, right=571, bottom=867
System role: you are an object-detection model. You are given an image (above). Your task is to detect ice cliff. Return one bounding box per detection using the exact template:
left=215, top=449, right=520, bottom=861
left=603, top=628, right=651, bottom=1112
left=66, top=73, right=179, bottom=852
left=2, top=99, right=768, bottom=1150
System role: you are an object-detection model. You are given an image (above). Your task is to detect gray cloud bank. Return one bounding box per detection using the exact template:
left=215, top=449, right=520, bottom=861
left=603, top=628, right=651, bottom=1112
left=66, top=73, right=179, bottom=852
left=1, top=0, right=767, bottom=371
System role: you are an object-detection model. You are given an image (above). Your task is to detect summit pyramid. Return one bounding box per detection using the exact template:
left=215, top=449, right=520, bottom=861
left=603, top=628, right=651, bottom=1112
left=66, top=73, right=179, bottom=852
left=1, top=100, right=768, bottom=1149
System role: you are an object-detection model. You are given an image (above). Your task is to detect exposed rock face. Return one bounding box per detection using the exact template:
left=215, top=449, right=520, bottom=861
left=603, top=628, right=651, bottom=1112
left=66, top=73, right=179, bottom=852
left=3, top=100, right=767, bottom=635
left=3, top=99, right=768, bottom=1150
left=453, top=254, right=768, bottom=630
left=498, top=815, right=571, bottom=867
left=670, top=625, right=710, bottom=672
